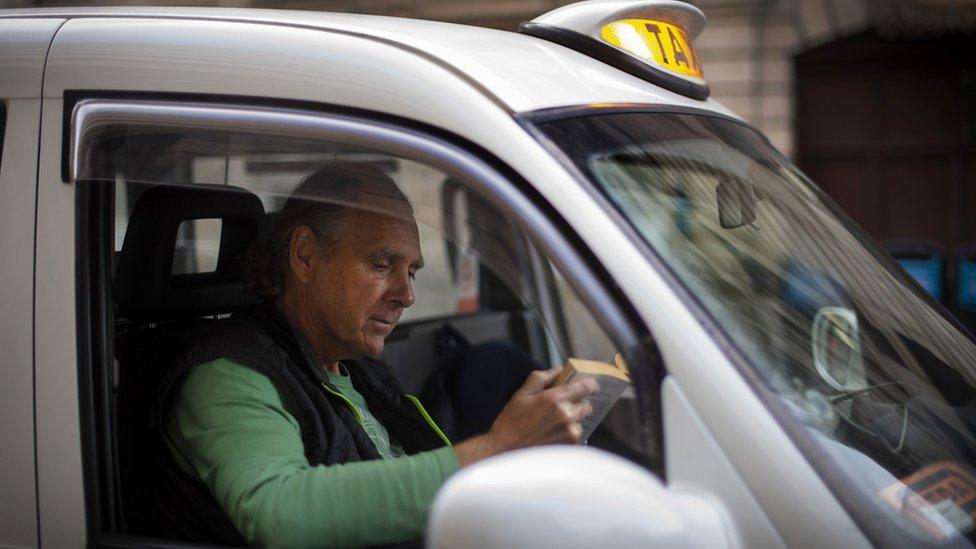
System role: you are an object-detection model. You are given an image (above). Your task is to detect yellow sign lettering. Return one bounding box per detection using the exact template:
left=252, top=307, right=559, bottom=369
left=601, top=19, right=704, bottom=80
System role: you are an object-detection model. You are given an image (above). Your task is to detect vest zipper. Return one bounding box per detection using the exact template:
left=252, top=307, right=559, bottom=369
left=320, top=382, right=365, bottom=428
left=322, top=381, right=450, bottom=448
left=404, top=394, right=452, bottom=447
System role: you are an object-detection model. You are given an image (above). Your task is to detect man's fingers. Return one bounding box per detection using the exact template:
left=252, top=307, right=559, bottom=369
left=516, top=367, right=563, bottom=395
left=568, top=422, right=583, bottom=442
left=553, top=377, right=600, bottom=402
left=568, top=399, right=593, bottom=422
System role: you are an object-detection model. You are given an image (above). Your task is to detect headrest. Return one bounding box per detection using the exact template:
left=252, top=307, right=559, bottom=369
left=114, top=184, right=264, bottom=321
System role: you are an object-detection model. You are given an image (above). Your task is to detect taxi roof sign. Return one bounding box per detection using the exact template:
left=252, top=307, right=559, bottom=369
left=520, top=0, right=709, bottom=100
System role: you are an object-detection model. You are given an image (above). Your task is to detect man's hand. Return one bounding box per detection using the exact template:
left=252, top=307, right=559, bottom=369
left=453, top=367, right=599, bottom=467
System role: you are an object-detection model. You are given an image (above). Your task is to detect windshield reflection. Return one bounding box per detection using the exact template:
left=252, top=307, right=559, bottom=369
left=536, top=111, right=976, bottom=543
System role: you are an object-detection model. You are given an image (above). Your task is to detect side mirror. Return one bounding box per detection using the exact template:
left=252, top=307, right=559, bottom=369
left=427, top=446, right=739, bottom=549
left=716, top=177, right=756, bottom=229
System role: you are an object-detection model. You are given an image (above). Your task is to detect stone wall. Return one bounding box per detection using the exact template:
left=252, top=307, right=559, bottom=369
left=690, top=0, right=974, bottom=157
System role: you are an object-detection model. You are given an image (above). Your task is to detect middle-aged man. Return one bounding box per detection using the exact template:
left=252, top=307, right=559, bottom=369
left=154, top=162, right=599, bottom=548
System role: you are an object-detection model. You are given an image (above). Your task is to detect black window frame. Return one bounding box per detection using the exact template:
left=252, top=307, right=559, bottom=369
left=71, top=95, right=666, bottom=548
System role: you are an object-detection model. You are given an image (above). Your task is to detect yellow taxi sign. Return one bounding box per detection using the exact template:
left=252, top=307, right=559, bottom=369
left=601, top=19, right=704, bottom=80
left=521, top=1, right=710, bottom=99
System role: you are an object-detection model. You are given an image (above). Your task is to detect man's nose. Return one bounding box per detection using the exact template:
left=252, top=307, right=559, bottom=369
left=387, top=269, right=415, bottom=308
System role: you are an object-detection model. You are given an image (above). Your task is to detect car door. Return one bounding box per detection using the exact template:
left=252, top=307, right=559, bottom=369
left=0, top=16, right=66, bottom=549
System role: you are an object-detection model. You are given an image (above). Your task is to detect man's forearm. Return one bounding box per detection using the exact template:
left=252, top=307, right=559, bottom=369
left=452, top=434, right=509, bottom=467
left=234, top=447, right=459, bottom=548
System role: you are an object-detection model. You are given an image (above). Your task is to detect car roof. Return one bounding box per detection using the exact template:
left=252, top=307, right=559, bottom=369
left=0, top=7, right=735, bottom=117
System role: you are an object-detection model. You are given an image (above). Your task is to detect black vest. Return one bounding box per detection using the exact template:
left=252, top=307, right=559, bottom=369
left=152, top=301, right=448, bottom=545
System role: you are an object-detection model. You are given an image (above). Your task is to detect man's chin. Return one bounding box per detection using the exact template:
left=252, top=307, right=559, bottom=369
left=362, top=322, right=395, bottom=356
left=362, top=336, right=387, bottom=357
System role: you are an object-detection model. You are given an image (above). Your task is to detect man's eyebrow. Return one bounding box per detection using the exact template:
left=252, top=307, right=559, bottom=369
left=367, top=249, right=424, bottom=269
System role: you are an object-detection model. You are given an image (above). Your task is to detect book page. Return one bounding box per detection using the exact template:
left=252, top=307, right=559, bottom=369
left=577, top=373, right=630, bottom=442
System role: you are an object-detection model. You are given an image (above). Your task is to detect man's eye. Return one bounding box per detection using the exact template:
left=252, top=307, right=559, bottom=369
left=408, top=270, right=417, bottom=280
left=373, top=263, right=391, bottom=272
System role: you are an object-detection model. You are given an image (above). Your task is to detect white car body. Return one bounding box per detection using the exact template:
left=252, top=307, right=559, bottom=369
left=0, top=5, right=919, bottom=549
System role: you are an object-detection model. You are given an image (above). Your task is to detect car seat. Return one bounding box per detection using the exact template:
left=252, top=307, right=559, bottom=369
left=113, top=183, right=264, bottom=536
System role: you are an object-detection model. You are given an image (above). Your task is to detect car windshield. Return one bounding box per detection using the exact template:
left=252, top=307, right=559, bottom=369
left=534, top=111, right=976, bottom=543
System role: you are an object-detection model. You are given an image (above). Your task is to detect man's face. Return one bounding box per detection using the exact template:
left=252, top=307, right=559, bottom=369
left=305, top=206, right=422, bottom=359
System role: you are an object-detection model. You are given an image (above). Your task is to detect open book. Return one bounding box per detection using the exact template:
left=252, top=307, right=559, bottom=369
left=554, top=354, right=631, bottom=443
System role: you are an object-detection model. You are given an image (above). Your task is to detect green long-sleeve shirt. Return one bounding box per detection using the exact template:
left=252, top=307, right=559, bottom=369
left=164, top=358, right=459, bottom=549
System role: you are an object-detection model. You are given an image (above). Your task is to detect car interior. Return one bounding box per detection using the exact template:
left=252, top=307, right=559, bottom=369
left=77, top=124, right=656, bottom=539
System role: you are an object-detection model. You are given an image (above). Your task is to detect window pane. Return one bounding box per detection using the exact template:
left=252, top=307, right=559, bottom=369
left=536, top=111, right=976, bottom=542
left=173, top=218, right=222, bottom=275
left=92, top=115, right=652, bottom=540
left=92, top=118, right=632, bottom=366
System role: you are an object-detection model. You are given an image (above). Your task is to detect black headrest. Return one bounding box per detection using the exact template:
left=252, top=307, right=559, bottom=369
left=114, top=184, right=264, bottom=321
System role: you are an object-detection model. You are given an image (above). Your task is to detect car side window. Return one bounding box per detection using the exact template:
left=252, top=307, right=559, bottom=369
left=74, top=101, right=659, bottom=541
left=105, top=127, right=617, bottom=386
left=114, top=152, right=462, bottom=322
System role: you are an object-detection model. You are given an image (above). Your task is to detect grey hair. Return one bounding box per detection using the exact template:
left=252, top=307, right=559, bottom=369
left=241, top=161, right=412, bottom=298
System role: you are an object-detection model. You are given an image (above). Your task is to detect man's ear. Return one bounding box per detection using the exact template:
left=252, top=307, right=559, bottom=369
left=287, top=225, right=319, bottom=284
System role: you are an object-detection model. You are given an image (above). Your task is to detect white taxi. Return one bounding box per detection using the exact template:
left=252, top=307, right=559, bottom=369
left=1, top=1, right=975, bottom=548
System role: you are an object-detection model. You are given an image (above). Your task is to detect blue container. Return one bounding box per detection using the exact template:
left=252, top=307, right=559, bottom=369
left=898, top=256, right=943, bottom=301
left=958, top=259, right=976, bottom=311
